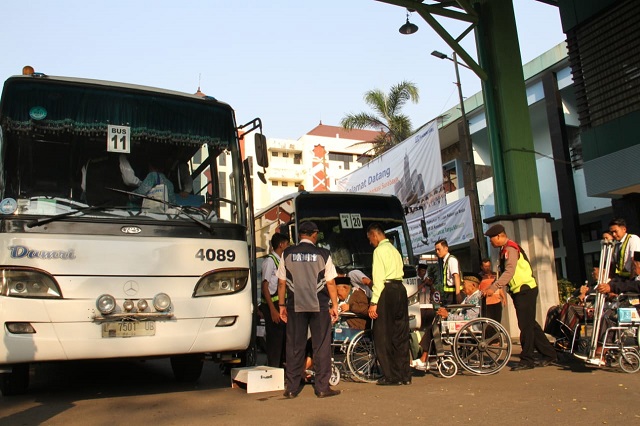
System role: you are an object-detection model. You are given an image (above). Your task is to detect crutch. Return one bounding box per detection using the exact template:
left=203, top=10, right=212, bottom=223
left=586, top=239, right=615, bottom=362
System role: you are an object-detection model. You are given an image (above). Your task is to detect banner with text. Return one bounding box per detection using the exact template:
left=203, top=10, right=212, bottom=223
left=335, top=121, right=445, bottom=210
left=406, top=196, right=474, bottom=255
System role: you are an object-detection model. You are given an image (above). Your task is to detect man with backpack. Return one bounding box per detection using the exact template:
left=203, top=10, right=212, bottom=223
left=482, top=224, right=557, bottom=371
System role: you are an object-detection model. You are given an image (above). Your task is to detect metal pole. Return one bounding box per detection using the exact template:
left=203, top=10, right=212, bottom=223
left=452, top=52, right=488, bottom=262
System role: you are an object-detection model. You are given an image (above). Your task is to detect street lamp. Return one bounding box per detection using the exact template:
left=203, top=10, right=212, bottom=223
left=399, top=10, right=418, bottom=35
left=431, top=50, right=488, bottom=263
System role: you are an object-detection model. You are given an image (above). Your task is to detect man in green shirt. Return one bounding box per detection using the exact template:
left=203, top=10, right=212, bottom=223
left=367, top=223, right=411, bottom=386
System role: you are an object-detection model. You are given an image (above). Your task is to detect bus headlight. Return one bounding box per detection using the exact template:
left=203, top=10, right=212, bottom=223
left=1, top=268, right=62, bottom=298
left=137, top=299, right=149, bottom=312
left=408, top=292, right=420, bottom=306
left=97, top=294, right=116, bottom=315
left=153, top=293, right=172, bottom=312
left=193, top=269, right=249, bottom=297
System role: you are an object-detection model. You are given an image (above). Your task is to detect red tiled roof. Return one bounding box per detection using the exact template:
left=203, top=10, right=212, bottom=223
left=305, top=124, right=383, bottom=142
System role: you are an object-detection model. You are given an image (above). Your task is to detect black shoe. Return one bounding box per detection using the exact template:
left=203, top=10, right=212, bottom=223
left=377, top=378, right=402, bottom=386
left=315, top=389, right=341, bottom=398
left=283, top=390, right=300, bottom=399
left=535, top=358, right=557, bottom=368
left=510, top=363, right=534, bottom=371
left=402, top=379, right=412, bottom=385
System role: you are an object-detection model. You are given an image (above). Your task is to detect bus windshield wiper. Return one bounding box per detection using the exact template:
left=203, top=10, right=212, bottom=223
left=26, top=204, right=111, bottom=228
left=107, top=188, right=215, bottom=235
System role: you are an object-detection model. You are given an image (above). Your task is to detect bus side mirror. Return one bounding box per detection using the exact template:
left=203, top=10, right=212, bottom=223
left=255, top=134, right=268, bottom=184
left=255, top=134, right=268, bottom=168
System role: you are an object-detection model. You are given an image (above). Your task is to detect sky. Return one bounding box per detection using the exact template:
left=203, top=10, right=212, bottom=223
left=1, top=1, right=566, bottom=141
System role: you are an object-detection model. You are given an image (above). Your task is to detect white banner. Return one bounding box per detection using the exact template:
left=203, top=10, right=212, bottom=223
left=335, top=121, right=445, bottom=210
left=406, top=197, right=474, bottom=255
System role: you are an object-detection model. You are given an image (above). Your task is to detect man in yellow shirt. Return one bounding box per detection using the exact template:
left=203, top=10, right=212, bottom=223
left=367, top=223, right=411, bottom=386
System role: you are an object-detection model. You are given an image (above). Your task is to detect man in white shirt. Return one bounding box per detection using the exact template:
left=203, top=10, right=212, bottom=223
left=608, top=218, right=640, bottom=279
left=259, top=232, right=290, bottom=368
left=435, top=239, right=461, bottom=305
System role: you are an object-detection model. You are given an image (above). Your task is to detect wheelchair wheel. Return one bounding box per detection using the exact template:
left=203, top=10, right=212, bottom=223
left=346, top=330, right=383, bottom=383
left=619, top=351, right=640, bottom=374
left=437, top=356, right=458, bottom=379
left=452, top=318, right=512, bottom=375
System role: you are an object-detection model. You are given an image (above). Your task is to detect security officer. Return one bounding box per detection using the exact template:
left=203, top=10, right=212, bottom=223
left=259, top=232, right=290, bottom=368
left=482, top=224, right=557, bottom=370
left=277, top=221, right=340, bottom=398
left=608, top=218, right=640, bottom=279
left=435, top=239, right=462, bottom=306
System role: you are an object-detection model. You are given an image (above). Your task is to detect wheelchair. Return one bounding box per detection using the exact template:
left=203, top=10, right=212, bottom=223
left=415, top=303, right=513, bottom=378
left=573, top=293, right=640, bottom=373
left=301, top=313, right=381, bottom=385
left=564, top=241, right=640, bottom=373
left=328, top=313, right=382, bottom=384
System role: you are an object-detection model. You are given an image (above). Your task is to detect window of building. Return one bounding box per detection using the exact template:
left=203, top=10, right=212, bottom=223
left=552, top=230, right=560, bottom=249
left=272, top=180, right=278, bottom=186
left=356, top=155, right=371, bottom=165
left=218, top=152, right=226, bottom=167
left=272, top=152, right=279, bottom=158
left=282, top=181, right=288, bottom=187
left=282, top=152, right=289, bottom=158
left=442, top=160, right=459, bottom=193
left=329, top=152, right=353, bottom=170
left=580, top=221, right=602, bottom=243
left=219, top=172, right=227, bottom=207
left=555, top=258, right=564, bottom=278
left=294, top=153, right=302, bottom=164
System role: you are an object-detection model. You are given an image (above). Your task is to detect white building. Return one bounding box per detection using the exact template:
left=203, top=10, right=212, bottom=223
left=248, top=124, right=378, bottom=212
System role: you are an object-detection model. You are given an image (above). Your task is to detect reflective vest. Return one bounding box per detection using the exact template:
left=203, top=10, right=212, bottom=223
left=261, top=254, right=281, bottom=304
left=442, top=255, right=461, bottom=293
left=615, top=234, right=631, bottom=278
left=499, top=240, right=537, bottom=294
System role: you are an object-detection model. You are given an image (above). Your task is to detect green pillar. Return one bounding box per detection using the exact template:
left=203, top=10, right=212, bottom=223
left=474, top=0, right=542, bottom=215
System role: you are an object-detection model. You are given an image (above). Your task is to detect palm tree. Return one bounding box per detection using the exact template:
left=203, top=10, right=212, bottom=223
left=341, top=80, right=419, bottom=155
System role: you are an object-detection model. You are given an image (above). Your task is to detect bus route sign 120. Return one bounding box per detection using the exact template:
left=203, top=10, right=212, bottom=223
left=339, top=213, right=363, bottom=229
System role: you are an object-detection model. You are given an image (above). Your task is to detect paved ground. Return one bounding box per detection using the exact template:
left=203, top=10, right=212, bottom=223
left=1, top=347, right=639, bottom=426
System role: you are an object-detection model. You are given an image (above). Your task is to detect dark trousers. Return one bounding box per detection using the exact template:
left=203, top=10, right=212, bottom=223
left=284, top=308, right=332, bottom=394
left=483, top=302, right=503, bottom=338
left=418, top=308, right=438, bottom=353
left=373, top=280, right=411, bottom=382
left=484, top=302, right=503, bottom=324
left=511, top=286, right=557, bottom=365
left=259, top=303, right=286, bottom=368
left=441, top=291, right=458, bottom=306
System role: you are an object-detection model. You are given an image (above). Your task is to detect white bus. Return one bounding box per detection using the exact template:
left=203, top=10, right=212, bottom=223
left=254, top=191, right=421, bottom=327
left=0, top=68, right=267, bottom=395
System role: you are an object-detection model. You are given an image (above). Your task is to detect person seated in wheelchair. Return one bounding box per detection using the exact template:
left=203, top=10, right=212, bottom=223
left=593, top=256, right=640, bottom=355
left=411, top=276, right=482, bottom=370
left=335, top=276, right=369, bottom=330
left=545, top=267, right=598, bottom=343
left=306, top=279, right=369, bottom=382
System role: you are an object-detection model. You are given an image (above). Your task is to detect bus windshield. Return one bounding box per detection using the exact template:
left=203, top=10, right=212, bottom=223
left=0, top=76, right=244, bottom=225
left=256, top=192, right=414, bottom=277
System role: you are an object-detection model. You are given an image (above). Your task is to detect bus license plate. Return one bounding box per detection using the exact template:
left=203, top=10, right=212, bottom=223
left=101, top=321, right=156, bottom=338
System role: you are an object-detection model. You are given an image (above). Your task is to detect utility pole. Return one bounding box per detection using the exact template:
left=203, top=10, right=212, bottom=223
left=432, top=50, right=488, bottom=265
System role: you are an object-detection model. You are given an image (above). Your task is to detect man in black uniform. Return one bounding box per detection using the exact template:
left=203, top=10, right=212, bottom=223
left=277, top=221, right=340, bottom=398
left=482, top=224, right=557, bottom=370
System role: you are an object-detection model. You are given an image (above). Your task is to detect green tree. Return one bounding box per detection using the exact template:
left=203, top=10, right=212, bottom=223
left=341, top=80, right=419, bottom=155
